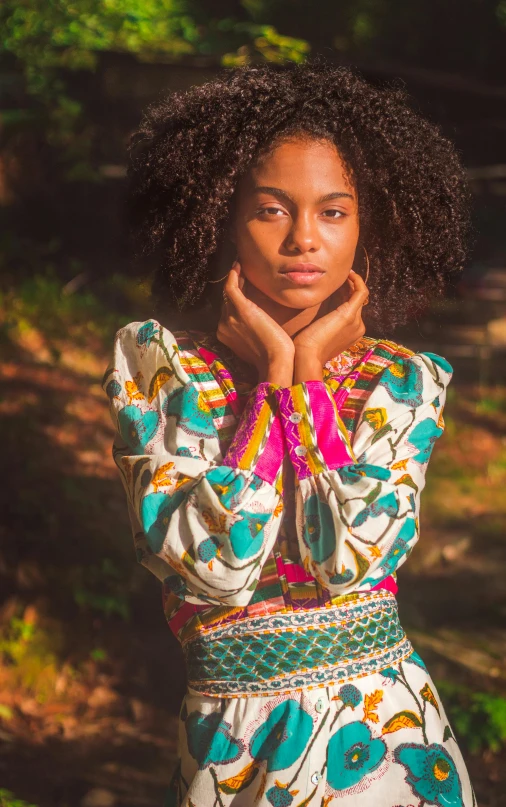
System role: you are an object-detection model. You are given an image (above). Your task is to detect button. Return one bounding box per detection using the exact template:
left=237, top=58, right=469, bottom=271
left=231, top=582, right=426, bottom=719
left=311, top=772, right=321, bottom=785
left=315, top=698, right=324, bottom=713
left=294, top=445, right=308, bottom=457
left=289, top=412, right=302, bottom=424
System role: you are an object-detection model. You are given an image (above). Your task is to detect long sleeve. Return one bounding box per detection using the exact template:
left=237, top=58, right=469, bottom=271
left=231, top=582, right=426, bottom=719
left=103, top=320, right=285, bottom=607
left=274, top=351, right=452, bottom=595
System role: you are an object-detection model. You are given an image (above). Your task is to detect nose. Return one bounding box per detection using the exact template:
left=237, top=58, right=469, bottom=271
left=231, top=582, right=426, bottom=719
left=284, top=211, right=320, bottom=253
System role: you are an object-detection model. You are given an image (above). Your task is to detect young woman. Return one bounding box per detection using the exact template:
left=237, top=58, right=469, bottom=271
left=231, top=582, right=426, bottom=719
left=103, top=61, right=475, bottom=806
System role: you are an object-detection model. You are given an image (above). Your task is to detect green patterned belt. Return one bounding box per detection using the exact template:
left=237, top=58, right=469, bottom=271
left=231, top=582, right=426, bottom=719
left=182, top=590, right=412, bottom=698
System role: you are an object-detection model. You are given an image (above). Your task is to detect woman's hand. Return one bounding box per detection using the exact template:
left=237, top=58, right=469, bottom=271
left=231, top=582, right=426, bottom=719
left=292, top=269, right=369, bottom=382
left=216, top=263, right=295, bottom=385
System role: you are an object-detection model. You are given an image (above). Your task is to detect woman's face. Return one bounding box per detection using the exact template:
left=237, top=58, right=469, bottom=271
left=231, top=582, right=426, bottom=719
left=230, top=136, right=360, bottom=312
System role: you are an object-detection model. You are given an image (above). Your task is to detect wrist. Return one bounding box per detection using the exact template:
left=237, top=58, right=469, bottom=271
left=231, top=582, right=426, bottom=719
left=293, top=349, right=324, bottom=383
left=259, top=350, right=294, bottom=386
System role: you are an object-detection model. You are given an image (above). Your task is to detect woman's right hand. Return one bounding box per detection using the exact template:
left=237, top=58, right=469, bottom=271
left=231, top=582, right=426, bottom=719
left=216, top=262, right=295, bottom=385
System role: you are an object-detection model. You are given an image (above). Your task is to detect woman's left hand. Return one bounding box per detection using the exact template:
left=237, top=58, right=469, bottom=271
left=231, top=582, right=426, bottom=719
left=292, top=269, right=369, bottom=382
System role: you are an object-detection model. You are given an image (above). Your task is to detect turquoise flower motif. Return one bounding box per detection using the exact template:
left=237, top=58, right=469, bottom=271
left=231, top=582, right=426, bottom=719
left=407, top=417, right=443, bottom=464
left=229, top=510, right=271, bottom=560
left=379, top=358, right=424, bottom=407
left=105, top=379, right=122, bottom=400
left=117, top=404, right=159, bottom=452
left=394, top=742, right=464, bottom=807
left=406, top=650, right=427, bottom=671
left=302, top=495, right=336, bottom=563
left=206, top=467, right=247, bottom=509
left=163, top=384, right=217, bottom=439
left=137, top=321, right=158, bottom=347
left=329, top=567, right=354, bottom=585
left=336, top=684, right=363, bottom=709
left=197, top=536, right=221, bottom=564
left=249, top=700, right=313, bottom=772
left=351, top=491, right=399, bottom=528
left=186, top=711, right=245, bottom=770
left=140, top=489, right=187, bottom=552
left=422, top=352, right=453, bottom=376
left=337, top=463, right=391, bottom=485
left=327, top=720, right=387, bottom=792
left=175, top=446, right=193, bottom=457
left=266, top=785, right=294, bottom=807
left=375, top=517, right=416, bottom=577
left=381, top=666, right=401, bottom=683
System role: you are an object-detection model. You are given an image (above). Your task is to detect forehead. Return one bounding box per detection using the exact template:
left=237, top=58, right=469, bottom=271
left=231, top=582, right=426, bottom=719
left=238, top=136, right=354, bottom=196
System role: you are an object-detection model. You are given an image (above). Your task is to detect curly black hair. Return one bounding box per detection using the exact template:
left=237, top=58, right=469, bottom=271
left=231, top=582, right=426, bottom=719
left=126, top=58, right=471, bottom=335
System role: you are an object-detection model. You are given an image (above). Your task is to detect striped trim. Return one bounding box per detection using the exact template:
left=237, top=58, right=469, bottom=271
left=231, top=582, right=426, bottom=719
left=275, top=382, right=356, bottom=479
left=222, top=382, right=284, bottom=483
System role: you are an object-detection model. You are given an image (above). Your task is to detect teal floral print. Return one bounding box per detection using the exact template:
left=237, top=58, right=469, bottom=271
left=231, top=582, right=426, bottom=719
left=302, top=494, right=335, bottom=563
left=118, top=405, right=159, bottom=452
left=394, top=742, right=464, bottom=807
left=249, top=700, right=313, bottom=772
left=378, top=357, right=424, bottom=406
left=185, top=711, right=245, bottom=769
left=327, top=720, right=387, bottom=791
left=408, top=417, right=444, bottom=464
left=136, top=320, right=158, bottom=347
left=336, top=684, right=363, bottom=709
left=141, top=489, right=187, bottom=553
left=164, top=384, right=217, bottom=439
left=265, top=784, right=295, bottom=806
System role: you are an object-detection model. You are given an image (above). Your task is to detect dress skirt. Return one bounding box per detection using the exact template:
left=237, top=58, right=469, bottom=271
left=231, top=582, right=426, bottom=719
left=164, top=590, right=475, bottom=807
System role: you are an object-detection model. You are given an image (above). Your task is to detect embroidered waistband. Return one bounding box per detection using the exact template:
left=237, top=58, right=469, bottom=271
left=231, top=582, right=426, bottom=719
left=182, top=590, right=412, bottom=698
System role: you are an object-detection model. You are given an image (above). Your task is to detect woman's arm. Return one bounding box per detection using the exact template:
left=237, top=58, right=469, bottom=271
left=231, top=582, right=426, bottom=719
left=273, top=351, right=452, bottom=594
left=104, top=320, right=287, bottom=607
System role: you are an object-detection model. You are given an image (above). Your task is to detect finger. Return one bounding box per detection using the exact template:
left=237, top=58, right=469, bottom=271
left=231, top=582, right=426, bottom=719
left=233, top=261, right=245, bottom=290
left=224, top=262, right=247, bottom=309
left=345, top=270, right=369, bottom=310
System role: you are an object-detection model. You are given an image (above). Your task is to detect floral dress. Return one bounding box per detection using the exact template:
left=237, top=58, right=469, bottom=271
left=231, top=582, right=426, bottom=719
left=103, top=318, right=475, bottom=807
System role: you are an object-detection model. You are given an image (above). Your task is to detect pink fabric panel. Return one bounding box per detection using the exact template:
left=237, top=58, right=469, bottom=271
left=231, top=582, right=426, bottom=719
left=254, top=413, right=286, bottom=486
left=305, top=381, right=354, bottom=469
left=166, top=599, right=208, bottom=637
left=275, top=555, right=314, bottom=584
left=371, top=575, right=398, bottom=595
left=275, top=388, right=313, bottom=478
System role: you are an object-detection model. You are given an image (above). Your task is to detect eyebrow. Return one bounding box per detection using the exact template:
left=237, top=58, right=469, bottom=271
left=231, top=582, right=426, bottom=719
left=253, top=185, right=355, bottom=203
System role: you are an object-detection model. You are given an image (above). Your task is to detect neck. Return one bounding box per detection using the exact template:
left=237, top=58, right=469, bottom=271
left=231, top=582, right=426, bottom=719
left=244, top=281, right=324, bottom=338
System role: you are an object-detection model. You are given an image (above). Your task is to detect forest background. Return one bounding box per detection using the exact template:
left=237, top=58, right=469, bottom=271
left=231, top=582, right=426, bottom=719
left=1, top=2, right=506, bottom=805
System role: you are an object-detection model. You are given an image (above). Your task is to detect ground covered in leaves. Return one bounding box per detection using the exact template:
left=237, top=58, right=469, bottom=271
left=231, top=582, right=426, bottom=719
left=0, top=276, right=505, bottom=806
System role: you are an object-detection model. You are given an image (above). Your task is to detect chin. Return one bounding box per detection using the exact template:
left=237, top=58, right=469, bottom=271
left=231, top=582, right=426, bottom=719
left=275, top=288, right=330, bottom=309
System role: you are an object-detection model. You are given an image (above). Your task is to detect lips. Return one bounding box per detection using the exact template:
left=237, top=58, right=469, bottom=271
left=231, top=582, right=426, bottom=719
left=280, top=263, right=325, bottom=286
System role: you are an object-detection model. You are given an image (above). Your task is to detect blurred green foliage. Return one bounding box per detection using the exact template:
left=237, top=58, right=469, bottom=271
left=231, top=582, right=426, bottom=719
left=0, top=791, right=38, bottom=807
left=438, top=681, right=506, bottom=754
left=0, top=1, right=308, bottom=174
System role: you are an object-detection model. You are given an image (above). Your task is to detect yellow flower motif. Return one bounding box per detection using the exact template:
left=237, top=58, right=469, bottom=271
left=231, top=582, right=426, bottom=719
left=362, top=690, right=383, bottom=723
left=389, top=363, right=407, bottom=378
left=362, top=407, right=387, bottom=431
left=125, top=371, right=145, bottom=404
left=197, top=391, right=211, bottom=413
left=391, top=458, right=409, bottom=471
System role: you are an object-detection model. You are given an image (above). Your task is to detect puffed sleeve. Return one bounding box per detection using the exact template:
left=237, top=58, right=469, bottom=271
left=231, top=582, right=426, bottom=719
left=102, top=319, right=285, bottom=607
left=274, top=352, right=452, bottom=594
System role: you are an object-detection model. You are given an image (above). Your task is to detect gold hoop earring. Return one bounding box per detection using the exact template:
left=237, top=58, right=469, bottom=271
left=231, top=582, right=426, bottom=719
left=208, top=254, right=239, bottom=284
left=362, top=246, right=370, bottom=285
left=208, top=273, right=229, bottom=284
